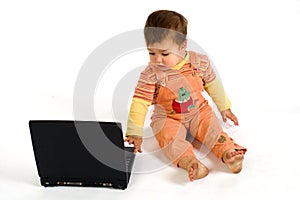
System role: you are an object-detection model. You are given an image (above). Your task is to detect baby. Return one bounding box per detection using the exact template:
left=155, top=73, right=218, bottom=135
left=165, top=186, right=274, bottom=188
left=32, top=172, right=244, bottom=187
left=124, top=10, right=246, bottom=181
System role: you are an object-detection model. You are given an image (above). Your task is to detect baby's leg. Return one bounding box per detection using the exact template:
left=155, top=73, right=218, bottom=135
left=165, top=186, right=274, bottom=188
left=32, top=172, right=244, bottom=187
left=151, top=118, right=208, bottom=181
left=189, top=105, right=247, bottom=173
left=212, top=133, right=246, bottom=173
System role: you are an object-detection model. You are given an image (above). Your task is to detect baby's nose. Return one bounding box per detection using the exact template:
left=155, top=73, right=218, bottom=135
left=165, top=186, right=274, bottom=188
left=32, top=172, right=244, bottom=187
left=155, top=55, right=163, bottom=63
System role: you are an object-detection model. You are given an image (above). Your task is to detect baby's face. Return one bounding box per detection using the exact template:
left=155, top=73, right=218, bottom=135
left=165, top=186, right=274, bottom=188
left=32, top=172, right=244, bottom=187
left=147, top=38, right=186, bottom=68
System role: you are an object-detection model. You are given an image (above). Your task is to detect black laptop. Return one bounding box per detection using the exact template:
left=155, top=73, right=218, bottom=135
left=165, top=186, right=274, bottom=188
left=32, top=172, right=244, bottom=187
left=29, top=120, right=135, bottom=190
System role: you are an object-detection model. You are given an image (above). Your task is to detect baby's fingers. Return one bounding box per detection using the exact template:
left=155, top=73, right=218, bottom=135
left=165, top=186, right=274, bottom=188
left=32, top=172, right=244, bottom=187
left=227, top=113, right=239, bottom=126
left=221, top=113, right=227, bottom=123
left=133, top=140, right=142, bottom=153
left=124, top=137, right=133, bottom=145
left=124, top=136, right=143, bottom=153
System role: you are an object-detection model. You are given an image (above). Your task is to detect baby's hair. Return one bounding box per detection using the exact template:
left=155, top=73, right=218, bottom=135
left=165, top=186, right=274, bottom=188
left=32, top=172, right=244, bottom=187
left=144, top=10, right=188, bottom=46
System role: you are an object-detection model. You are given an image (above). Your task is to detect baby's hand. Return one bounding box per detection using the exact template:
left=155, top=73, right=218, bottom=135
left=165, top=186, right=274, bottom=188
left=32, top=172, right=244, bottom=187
left=221, top=109, right=239, bottom=126
left=124, top=135, right=143, bottom=154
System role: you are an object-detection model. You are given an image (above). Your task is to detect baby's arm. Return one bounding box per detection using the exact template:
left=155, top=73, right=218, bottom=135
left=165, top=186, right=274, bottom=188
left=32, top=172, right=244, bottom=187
left=125, top=98, right=150, bottom=153
left=198, top=53, right=238, bottom=125
left=204, top=77, right=231, bottom=112
left=125, top=66, right=155, bottom=152
left=204, top=76, right=239, bottom=125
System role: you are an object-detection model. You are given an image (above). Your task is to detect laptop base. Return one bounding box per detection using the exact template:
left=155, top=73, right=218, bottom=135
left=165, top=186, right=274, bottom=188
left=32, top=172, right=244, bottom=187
left=41, top=177, right=128, bottom=190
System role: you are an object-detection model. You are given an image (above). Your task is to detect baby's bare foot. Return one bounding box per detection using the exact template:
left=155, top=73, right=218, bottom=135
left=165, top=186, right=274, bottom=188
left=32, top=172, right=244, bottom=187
left=223, top=149, right=245, bottom=173
left=179, top=156, right=208, bottom=181
left=187, top=160, right=209, bottom=181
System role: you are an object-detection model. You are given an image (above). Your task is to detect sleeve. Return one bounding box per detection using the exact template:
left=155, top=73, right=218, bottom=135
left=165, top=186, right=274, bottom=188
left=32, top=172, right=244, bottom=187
left=125, top=68, right=156, bottom=137
left=126, top=98, right=151, bottom=137
left=204, top=77, right=232, bottom=112
left=198, top=54, right=232, bottom=112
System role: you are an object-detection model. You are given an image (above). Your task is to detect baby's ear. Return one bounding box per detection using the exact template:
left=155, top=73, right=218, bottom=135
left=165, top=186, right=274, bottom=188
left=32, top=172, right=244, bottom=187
left=180, top=40, right=187, bottom=51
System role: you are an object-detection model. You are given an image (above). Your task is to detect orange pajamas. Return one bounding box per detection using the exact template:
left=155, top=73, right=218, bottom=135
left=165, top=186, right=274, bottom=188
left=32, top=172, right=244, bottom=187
left=126, top=51, right=246, bottom=166
left=151, top=103, right=246, bottom=165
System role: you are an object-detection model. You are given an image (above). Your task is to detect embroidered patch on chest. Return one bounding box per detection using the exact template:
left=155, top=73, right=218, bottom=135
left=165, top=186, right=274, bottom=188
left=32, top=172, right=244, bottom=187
left=171, top=87, right=195, bottom=113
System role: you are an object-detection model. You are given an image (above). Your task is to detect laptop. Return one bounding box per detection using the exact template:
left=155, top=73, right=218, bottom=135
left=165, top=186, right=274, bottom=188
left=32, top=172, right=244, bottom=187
left=29, top=120, right=135, bottom=190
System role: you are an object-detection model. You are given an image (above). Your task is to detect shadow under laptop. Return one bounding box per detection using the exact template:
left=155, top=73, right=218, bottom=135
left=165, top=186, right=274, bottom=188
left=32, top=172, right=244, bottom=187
left=0, top=158, right=41, bottom=187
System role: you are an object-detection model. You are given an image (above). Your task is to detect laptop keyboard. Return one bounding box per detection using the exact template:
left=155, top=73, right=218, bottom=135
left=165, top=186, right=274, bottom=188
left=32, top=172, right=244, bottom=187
left=124, top=147, right=135, bottom=172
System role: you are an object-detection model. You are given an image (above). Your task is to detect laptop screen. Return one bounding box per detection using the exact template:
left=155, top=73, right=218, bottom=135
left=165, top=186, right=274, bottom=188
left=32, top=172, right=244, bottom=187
left=29, top=120, right=127, bottom=182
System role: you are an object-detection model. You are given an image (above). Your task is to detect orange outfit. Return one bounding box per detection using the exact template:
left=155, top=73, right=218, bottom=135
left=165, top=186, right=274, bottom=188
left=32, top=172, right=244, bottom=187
left=126, top=51, right=246, bottom=165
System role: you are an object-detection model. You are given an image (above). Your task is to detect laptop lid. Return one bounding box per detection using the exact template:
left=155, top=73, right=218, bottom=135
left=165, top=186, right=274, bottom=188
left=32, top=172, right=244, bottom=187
left=29, top=120, right=131, bottom=189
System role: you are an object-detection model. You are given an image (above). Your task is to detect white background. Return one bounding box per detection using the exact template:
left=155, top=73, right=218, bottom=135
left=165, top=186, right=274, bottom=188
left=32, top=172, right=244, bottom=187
left=1, top=0, right=300, bottom=199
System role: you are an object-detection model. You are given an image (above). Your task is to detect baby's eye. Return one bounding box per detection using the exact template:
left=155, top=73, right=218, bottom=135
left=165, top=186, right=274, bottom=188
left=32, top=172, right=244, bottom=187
left=162, top=53, right=170, bottom=57
left=149, top=52, right=155, bottom=56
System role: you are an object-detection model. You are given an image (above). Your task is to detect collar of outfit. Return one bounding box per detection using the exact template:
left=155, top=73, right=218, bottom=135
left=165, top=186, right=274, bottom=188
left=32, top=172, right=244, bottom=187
left=172, top=51, right=190, bottom=70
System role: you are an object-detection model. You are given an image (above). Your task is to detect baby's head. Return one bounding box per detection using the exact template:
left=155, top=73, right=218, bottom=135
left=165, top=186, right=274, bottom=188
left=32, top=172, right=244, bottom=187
left=144, top=10, right=188, bottom=46
left=144, top=10, right=188, bottom=67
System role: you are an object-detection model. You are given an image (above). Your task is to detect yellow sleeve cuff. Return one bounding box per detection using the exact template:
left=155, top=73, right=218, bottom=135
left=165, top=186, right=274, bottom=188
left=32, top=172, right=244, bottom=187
left=125, top=97, right=151, bottom=137
left=204, top=77, right=232, bottom=112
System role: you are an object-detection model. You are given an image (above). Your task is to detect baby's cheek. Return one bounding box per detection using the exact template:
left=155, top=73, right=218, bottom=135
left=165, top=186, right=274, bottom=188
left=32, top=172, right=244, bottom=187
left=167, top=56, right=181, bottom=67
left=149, top=56, right=155, bottom=63
left=163, top=60, right=175, bottom=67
